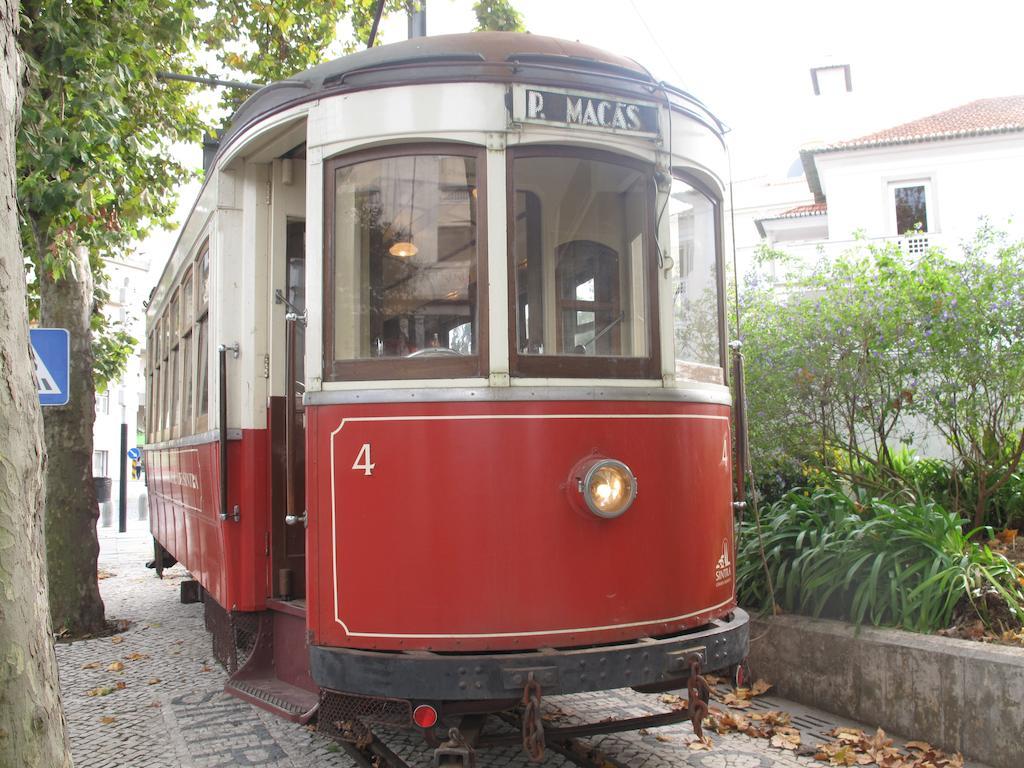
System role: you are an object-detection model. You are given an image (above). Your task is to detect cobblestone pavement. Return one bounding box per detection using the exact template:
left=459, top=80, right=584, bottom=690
left=56, top=518, right=985, bottom=768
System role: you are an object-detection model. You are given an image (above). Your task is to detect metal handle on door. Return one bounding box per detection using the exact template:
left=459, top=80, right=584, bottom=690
left=285, top=511, right=307, bottom=527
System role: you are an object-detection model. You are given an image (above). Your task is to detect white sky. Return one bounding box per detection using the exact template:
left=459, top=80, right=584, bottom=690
left=139, top=0, right=1024, bottom=276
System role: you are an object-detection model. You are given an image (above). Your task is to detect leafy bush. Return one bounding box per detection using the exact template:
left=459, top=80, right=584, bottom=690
left=740, top=227, right=1024, bottom=530
left=737, top=489, right=1024, bottom=633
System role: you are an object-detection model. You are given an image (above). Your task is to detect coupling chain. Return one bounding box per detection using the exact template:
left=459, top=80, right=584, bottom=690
left=686, top=654, right=711, bottom=741
left=521, top=673, right=546, bottom=762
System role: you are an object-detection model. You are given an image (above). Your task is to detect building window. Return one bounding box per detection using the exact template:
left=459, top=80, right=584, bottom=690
left=96, top=391, right=109, bottom=415
left=891, top=182, right=930, bottom=235
left=93, top=450, right=108, bottom=477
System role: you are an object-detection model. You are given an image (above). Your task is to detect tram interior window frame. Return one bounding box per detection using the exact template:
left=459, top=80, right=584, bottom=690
left=506, top=146, right=660, bottom=380
left=180, top=266, right=195, bottom=434
left=667, top=169, right=728, bottom=383
left=322, top=143, right=489, bottom=382
left=147, top=240, right=210, bottom=444
left=194, top=243, right=210, bottom=433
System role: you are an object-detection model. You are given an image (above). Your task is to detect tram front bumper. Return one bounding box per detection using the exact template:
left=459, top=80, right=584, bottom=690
left=309, top=609, right=748, bottom=701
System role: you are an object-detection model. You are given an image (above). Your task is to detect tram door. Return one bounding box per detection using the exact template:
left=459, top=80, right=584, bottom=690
left=273, top=219, right=307, bottom=600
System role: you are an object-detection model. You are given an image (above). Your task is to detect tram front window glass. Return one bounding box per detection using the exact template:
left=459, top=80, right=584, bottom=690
left=329, top=151, right=480, bottom=377
left=668, top=176, right=723, bottom=383
left=511, top=153, right=653, bottom=375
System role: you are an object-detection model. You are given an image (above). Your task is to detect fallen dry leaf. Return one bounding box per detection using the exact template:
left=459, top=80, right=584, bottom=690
left=81, top=661, right=101, bottom=670
left=816, top=742, right=859, bottom=766
left=659, top=693, right=683, bottom=705
left=904, top=740, right=933, bottom=752
left=124, top=652, right=149, bottom=662
left=106, top=661, right=125, bottom=672
left=721, top=692, right=753, bottom=709
left=97, top=570, right=114, bottom=580
left=831, top=726, right=865, bottom=743
left=770, top=725, right=801, bottom=751
left=110, top=636, right=124, bottom=645
left=146, top=678, right=161, bottom=685
left=200, top=665, right=212, bottom=672
left=703, top=673, right=725, bottom=685
left=655, top=734, right=672, bottom=743
left=996, top=528, right=1018, bottom=544
left=86, top=686, right=116, bottom=697
left=99, top=716, right=116, bottom=725
left=752, top=710, right=792, bottom=726
left=687, top=736, right=713, bottom=751
left=750, top=678, right=773, bottom=696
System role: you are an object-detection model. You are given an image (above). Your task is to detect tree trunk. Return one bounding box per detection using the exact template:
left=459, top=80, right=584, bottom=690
left=38, top=242, right=107, bottom=635
left=0, top=2, right=73, bottom=763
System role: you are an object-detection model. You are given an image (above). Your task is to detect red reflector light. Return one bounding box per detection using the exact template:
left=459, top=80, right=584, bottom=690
left=413, top=704, right=438, bottom=728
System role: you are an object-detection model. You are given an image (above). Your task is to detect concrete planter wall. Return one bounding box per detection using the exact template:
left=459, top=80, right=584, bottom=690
left=747, top=615, right=1023, bottom=768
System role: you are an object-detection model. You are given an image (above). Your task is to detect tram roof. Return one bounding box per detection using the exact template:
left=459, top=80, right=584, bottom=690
left=217, top=32, right=725, bottom=153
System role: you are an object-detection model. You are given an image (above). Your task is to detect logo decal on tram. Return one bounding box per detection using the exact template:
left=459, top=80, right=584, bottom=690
left=522, top=88, right=659, bottom=135
left=715, top=539, right=733, bottom=587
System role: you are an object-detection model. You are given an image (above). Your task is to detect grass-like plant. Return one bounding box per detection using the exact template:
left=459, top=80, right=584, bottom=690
left=737, top=488, right=1024, bottom=633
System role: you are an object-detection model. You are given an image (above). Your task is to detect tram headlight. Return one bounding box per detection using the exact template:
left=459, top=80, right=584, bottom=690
left=571, top=458, right=638, bottom=519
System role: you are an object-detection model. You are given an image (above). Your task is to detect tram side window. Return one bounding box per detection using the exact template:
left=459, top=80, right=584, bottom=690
left=195, top=246, right=210, bottom=430
left=668, top=176, right=723, bottom=383
left=168, top=290, right=180, bottom=434
left=180, top=268, right=194, bottom=433
left=510, top=150, right=655, bottom=378
left=148, top=329, right=158, bottom=442
left=326, top=149, right=483, bottom=379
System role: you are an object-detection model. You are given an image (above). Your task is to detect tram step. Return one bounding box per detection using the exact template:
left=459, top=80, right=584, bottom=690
left=225, top=675, right=319, bottom=724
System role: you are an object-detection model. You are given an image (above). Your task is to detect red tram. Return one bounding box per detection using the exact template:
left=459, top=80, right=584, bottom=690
left=144, top=31, right=748, bottom=762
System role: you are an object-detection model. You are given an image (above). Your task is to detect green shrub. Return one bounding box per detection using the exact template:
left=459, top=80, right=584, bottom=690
left=737, top=489, right=1024, bottom=633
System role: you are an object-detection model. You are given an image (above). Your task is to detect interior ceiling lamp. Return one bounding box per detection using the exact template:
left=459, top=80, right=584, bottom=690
left=389, top=240, right=418, bottom=257
left=389, top=157, right=417, bottom=258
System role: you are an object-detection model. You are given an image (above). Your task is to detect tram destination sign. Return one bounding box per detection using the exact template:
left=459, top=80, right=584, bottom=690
left=520, top=88, right=659, bottom=136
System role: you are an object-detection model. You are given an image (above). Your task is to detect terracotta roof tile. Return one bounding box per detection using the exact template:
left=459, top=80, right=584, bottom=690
left=819, top=95, right=1024, bottom=152
left=776, top=202, right=827, bottom=218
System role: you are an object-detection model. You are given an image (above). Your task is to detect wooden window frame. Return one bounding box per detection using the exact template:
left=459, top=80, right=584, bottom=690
left=194, top=241, right=210, bottom=433
left=507, top=146, right=661, bottom=379
left=322, top=143, right=489, bottom=382
left=670, top=168, right=728, bottom=375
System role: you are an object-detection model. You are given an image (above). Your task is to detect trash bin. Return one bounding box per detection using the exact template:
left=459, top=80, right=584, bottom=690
left=93, top=477, right=112, bottom=503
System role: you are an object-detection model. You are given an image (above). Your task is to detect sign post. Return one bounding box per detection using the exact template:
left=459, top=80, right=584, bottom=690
left=29, top=328, right=70, bottom=406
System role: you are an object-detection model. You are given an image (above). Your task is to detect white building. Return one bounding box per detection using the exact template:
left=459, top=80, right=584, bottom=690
left=92, top=251, right=150, bottom=518
left=755, top=95, right=1024, bottom=263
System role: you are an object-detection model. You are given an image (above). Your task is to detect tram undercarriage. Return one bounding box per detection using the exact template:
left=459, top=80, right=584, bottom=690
left=184, top=577, right=747, bottom=766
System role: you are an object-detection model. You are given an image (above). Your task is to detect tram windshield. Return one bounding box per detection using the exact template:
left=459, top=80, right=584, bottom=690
left=510, top=151, right=654, bottom=377
left=668, top=177, right=723, bottom=382
left=327, top=149, right=481, bottom=378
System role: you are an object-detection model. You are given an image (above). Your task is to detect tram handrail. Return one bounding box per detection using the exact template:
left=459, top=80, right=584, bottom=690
left=218, top=343, right=240, bottom=523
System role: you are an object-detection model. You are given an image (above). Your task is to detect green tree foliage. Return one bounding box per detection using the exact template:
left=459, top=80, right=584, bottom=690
left=19, top=0, right=203, bottom=389
left=908, top=227, right=1024, bottom=528
left=19, top=0, right=206, bottom=634
left=202, top=0, right=410, bottom=110
left=741, top=242, right=923, bottom=485
left=741, top=228, right=1024, bottom=528
left=473, top=0, right=525, bottom=31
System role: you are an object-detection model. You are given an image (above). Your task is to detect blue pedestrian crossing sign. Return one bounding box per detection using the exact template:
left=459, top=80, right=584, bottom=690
left=30, top=328, right=70, bottom=406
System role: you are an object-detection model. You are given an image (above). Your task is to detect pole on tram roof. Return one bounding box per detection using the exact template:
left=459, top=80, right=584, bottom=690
left=156, top=71, right=262, bottom=92
left=367, top=0, right=386, bottom=47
